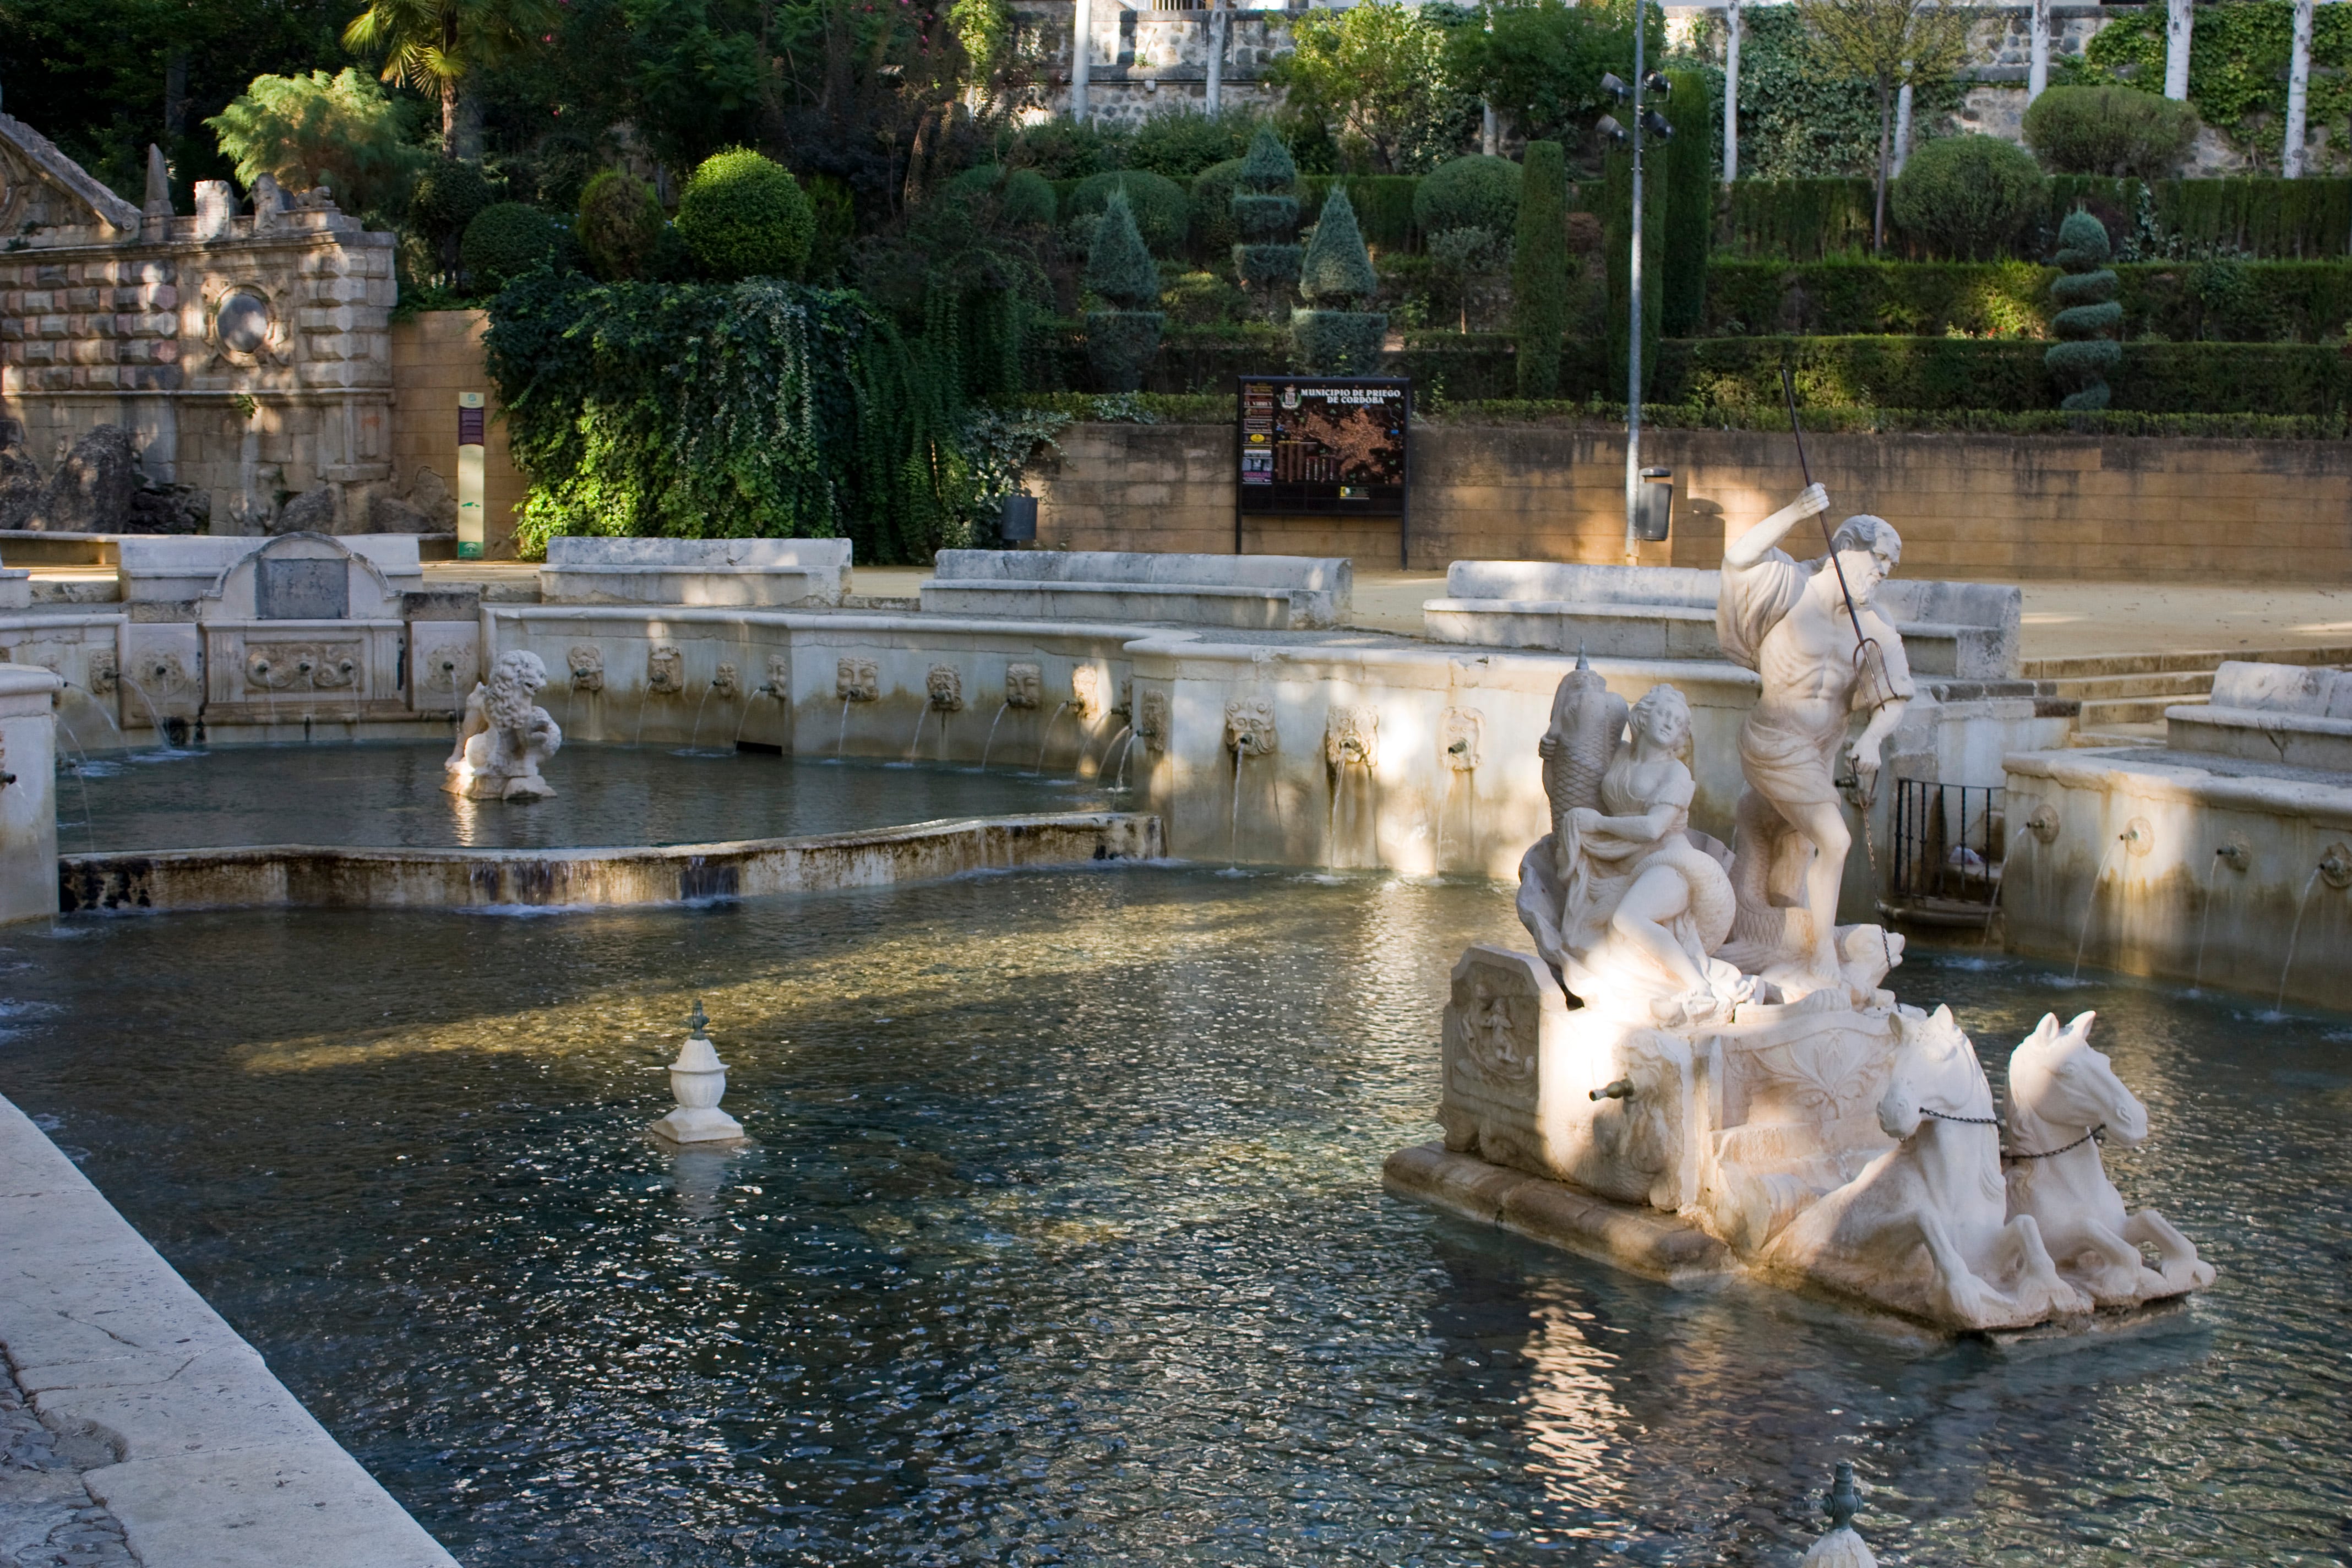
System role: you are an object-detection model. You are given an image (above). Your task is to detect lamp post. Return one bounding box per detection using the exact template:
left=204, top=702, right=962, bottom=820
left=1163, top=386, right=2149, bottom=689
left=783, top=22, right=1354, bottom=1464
left=1603, top=37, right=1672, bottom=563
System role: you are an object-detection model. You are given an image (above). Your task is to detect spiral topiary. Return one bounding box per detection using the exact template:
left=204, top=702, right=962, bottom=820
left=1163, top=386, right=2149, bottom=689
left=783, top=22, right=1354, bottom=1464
left=2045, top=208, right=2122, bottom=412
left=1292, top=183, right=1385, bottom=374
left=675, top=148, right=816, bottom=281
left=1084, top=190, right=1166, bottom=393
left=1232, top=126, right=1300, bottom=297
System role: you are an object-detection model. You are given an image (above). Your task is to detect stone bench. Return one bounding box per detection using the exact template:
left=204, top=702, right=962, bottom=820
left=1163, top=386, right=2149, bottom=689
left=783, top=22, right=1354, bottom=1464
left=1423, top=561, right=2021, bottom=680
left=919, top=550, right=1351, bottom=630
left=2167, top=660, right=2352, bottom=773
left=118, top=534, right=424, bottom=603
left=539, top=536, right=852, bottom=607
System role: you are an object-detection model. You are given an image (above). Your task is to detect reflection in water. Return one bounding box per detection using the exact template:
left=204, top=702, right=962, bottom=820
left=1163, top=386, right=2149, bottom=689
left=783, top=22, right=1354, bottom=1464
left=0, top=876, right=2346, bottom=1566
left=65, top=743, right=1116, bottom=852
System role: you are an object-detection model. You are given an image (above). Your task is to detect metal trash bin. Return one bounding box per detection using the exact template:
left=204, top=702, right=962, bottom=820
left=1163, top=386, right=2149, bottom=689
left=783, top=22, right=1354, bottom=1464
left=1635, top=467, right=1673, bottom=542
left=1000, top=493, right=1038, bottom=544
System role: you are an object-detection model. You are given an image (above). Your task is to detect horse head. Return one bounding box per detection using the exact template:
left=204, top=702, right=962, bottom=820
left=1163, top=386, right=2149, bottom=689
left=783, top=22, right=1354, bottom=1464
left=2006, top=1010, right=2148, bottom=1147
left=1879, top=1004, right=1992, bottom=1140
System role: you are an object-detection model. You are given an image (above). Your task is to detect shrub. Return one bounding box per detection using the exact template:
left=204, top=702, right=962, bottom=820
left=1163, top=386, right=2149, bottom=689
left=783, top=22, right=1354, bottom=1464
left=1190, top=158, right=1251, bottom=255
left=948, top=165, right=1057, bottom=227
left=1293, top=183, right=1385, bottom=373
left=1233, top=127, right=1302, bottom=294
left=1085, top=192, right=1167, bottom=392
left=1660, top=69, right=1713, bottom=336
left=2024, top=86, right=2201, bottom=179
left=1415, top=154, right=1522, bottom=238
left=1890, top=135, right=2046, bottom=260
left=2046, top=208, right=2122, bottom=410
left=675, top=148, right=816, bottom=281
left=1126, top=107, right=1264, bottom=179
left=1068, top=170, right=1190, bottom=255
left=461, top=203, right=570, bottom=289
left=1299, top=176, right=1420, bottom=252
left=205, top=68, right=421, bottom=219
left=575, top=170, right=665, bottom=282
left=409, top=158, right=496, bottom=250
left=1515, top=140, right=1570, bottom=398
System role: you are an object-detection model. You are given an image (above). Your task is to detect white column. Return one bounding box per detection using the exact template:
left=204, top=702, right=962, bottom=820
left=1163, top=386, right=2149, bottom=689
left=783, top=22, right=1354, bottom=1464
left=1072, top=0, right=1091, bottom=122
left=1483, top=102, right=1498, bottom=156
left=2164, top=0, right=2193, bottom=101
left=1723, top=0, right=1742, bottom=182
left=1892, top=78, right=1914, bottom=176
left=2286, top=0, right=2314, bottom=177
left=1206, top=0, right=1226, bottom=115
left=2028, top=0, right=2051, bottom=101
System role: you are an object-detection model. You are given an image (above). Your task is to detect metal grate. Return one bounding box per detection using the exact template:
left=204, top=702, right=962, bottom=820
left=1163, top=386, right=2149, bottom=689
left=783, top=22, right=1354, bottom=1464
left=1885, top=779, right=2005, bottom=926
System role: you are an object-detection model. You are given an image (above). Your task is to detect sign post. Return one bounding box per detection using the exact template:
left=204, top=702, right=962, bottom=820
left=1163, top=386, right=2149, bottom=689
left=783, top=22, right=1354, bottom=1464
left=1235, top=376, right=1411, bottom=569
left=457, top=391, right=486, bottom=560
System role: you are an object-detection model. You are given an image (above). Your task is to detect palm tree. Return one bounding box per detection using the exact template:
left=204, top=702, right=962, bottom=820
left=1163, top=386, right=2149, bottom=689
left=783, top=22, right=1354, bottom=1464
left=342, top=0, right=559, bottom=157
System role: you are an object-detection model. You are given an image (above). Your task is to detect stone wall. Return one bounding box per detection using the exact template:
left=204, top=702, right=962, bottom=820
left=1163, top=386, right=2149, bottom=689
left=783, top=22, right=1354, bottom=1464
left=1030, top=420, right=2352, bottom=583
left=389, top=311, right=527, bottom=558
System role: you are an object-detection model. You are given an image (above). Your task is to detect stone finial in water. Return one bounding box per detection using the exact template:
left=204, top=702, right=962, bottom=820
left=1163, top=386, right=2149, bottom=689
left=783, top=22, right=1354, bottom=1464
left=650, top=999, right=743, bottom=1144
left=1800, top=1463, right=1876, bottom=1567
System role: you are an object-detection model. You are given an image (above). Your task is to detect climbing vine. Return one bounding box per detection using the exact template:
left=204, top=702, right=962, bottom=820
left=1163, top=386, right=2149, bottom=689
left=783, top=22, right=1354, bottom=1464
left=2077, top=0, right=2352, bottom=169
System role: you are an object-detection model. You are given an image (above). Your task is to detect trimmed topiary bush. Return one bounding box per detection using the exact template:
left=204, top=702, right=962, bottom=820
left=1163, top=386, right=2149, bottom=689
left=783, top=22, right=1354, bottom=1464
left=1890, top=135, right=2046, bottom=260
left=2024, top=86, right=2200, bottom=180
left=948, top=165, right=1057, bottom=227
left=676, top=148, right=816, bottom=281
left=1189, top=157, right=1250, bottom=257
left=410, top=159, right=495, bottom=246
left=1233, top=127, right=1302, bottom=297
left=1415, top=155, right=1522, bottom=241
left=2046, top=208, right=2122, bottom=411
left=1292, top=183, right=1385, bottom=374
left=1085, top=191, right=1167, bottom=393
left=461, top=202, right=568, bottom=288
left=1068, top=170, right=1190, bottom=255
left=1514, top=140, right=1570, bottom=399
left=575, top=170, right=665, bottom=281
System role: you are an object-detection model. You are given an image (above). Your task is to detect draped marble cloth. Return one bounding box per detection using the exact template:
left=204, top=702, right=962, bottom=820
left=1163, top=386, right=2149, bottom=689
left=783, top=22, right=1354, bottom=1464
left=1715, top=548, right=1915, bottom=808
left=1561, top=760, right=1738, bottom=971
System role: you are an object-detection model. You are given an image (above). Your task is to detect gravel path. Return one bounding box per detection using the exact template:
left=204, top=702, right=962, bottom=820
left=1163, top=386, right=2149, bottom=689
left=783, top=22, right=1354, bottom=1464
left=0, top=1363, right=133, bottom=1568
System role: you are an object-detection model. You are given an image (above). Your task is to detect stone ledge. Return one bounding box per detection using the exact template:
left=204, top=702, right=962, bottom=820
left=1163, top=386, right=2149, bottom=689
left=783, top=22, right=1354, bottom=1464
left=0, top=1094, right=461, bottom=1567
left=1381, top=1142, right=1734, bottom=1287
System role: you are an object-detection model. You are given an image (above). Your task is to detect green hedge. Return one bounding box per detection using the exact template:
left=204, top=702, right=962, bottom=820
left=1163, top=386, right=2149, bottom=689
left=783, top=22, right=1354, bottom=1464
left=1656, top=335, right=2350, bottom=415
left=1299, top=175, right=1420, bottom=253
left=1705, top=258, right=2352, bottom=342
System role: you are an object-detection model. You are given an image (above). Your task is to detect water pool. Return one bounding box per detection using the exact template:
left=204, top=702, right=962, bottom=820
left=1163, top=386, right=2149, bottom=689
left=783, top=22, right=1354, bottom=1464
left=2, top=872, right=2347, bottom=1565
left=55, top=743, right=1118, bottom=852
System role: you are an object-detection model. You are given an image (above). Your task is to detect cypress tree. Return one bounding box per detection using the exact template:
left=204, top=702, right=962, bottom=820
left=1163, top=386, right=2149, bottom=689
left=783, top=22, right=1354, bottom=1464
left=1512, top=140, right=1570, bottom=399
left=1291, top=183, right=1387, bottom=374
left=1659, top=70, right=1713, bottom=337
left=2046, top=208, right=2122, bottom=410
left=1085, top=191, right=1166, bottom=393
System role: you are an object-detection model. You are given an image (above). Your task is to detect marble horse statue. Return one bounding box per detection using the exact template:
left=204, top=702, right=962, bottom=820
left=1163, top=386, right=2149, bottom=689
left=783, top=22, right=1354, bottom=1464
left=445, top=649, right=563, bottom=801
left=1765, top=1005, right=2088, bottom=1330
left=2005, top=1010, right=2216, bottom=1307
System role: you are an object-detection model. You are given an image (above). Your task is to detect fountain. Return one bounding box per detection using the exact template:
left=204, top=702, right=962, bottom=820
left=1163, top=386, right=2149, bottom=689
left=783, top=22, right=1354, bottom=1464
left=1389, top=496, right=2214, bottom=1335
left=1223, top=697, right=1277, bottom=865
left=647, top=1000, right=744, bottom=1145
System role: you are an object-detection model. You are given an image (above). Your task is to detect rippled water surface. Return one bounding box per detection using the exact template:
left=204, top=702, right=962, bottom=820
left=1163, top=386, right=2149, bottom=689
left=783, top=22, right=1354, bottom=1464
left=2, top=873, right=2348, bottom=1566
left=56, top=743, right=1117, bottom=851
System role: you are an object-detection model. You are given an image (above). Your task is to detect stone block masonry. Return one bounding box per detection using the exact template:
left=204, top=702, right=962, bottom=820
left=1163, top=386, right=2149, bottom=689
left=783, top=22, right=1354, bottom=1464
left=390, top=311, right=528, bottom=557
left=1030, top=421, right=2352, bottom=585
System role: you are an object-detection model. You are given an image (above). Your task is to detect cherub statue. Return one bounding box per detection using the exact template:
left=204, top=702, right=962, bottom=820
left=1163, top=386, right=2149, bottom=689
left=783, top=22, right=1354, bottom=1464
left=445, top=649, right=563, bottom=801
left=1714, top=483, right=1915, bottom=991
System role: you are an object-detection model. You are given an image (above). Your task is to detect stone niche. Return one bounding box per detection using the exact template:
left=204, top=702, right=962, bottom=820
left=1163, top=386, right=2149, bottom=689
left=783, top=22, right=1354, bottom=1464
left=0, top=110, right=402, bottom=536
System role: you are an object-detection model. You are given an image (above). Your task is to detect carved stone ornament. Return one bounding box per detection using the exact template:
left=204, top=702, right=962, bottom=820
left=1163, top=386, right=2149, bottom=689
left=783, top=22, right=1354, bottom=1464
left=134, top=651, right=192, bottom=693
left=646, top=645, right=684, bottom=696
left=85, top=647, right=118, bottom=698
left=925, top=663, right=965, bottom=711
left=568, top=645, right=605, bottom=693
left=1445, top=959, right=1539, bottom=1085
left=423, top=645, right=481, bottom=695
left=1324, top=704, right=1378, bottom=769
left=765, top=654, right=790, bottom=696
left=1071, top=665, right=1104, bottom=721
left=712, top=661, right=739, bottom=697
left=1224, top=696, right=1277, bottom=756
left=836, top=657, right=879, bottom=703
left=1005, top=662, right=1043, bottom=710
left=1441, top=705, right=1483, bottom=771
left=445, top=650, right=563, bottom=802
left=1137, top=689, right=1170, bottom=753
left=246, top=642, right=360, bottom=692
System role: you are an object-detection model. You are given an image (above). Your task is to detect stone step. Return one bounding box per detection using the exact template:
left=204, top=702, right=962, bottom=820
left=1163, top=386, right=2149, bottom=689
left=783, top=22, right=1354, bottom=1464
left=2048, top=670, right=2216, bottom=701
left=2078, top=694, right=2206, bottom=727
left=2068, top=721, right=2167, bottom=749
left=2024, top=645, right=2352, bottom=681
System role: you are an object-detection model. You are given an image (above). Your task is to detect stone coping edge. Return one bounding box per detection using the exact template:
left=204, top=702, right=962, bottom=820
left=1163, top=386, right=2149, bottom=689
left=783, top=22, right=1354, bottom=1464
left=2005, top=747, right=2352, bottom=819
left=57, top=810, right=1166, bottom=912
left=1381, top=1142, right=1734, bottom=1287
left=0, top=1093, right=462, bottom=1567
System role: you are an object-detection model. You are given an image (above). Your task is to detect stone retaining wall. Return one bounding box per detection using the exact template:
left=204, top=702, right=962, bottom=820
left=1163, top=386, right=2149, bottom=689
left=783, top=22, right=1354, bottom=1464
left=1031, top=421, right=2352, bottom=584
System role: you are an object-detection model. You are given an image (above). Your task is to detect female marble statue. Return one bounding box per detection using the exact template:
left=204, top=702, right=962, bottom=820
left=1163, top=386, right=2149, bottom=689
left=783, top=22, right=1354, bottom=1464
left=1557, top=687, right=1747, bottom=1026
